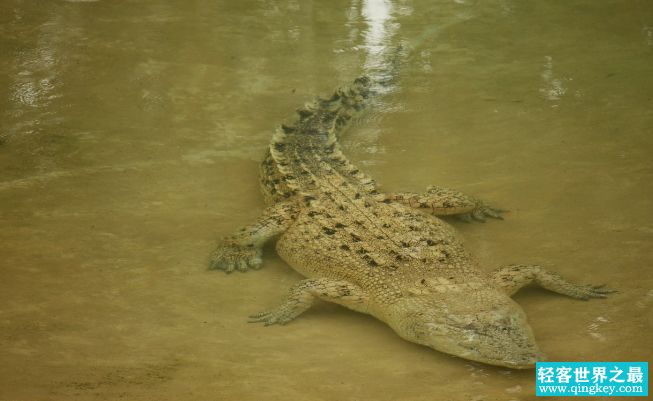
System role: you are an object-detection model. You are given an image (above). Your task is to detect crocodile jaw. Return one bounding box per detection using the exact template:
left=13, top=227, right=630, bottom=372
left=386, top=295, right=546, bottom=369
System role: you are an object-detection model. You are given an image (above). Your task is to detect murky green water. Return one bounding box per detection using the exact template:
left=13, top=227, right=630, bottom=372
left=1, top=0, right=652, bottom=399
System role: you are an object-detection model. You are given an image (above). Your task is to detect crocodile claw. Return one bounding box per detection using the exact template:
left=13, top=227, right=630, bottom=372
left=571, top=284, right=617, bottom=300
left=249, top=309, right=294, bottom=326
left=460, top=201, right=508, bottom=223
left=209, top=243, right=263, bottom=273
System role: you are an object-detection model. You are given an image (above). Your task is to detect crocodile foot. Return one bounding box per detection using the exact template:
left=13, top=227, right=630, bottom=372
left=565, top=284, right=617, bottom=300
left=491, top=264, right=617, bottom=300
left=209, top=243, right=262, bottom=273
left=249, top=306, right=297, bottom=326
left=459, top=200, right=508, bottom=223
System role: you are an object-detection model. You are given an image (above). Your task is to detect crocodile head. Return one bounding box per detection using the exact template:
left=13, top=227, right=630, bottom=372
left=385, top=292, right=546, bottom=369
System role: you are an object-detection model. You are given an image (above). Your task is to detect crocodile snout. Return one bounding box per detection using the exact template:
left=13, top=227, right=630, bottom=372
left=501, top=350, right=548, bottom=369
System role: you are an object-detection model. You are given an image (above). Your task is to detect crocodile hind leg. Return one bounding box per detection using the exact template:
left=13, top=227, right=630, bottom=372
left=210, top=201, right=299, bottom=273
left=386, top=185, right=506, bottom=222
left=490, top=264, right=616, bottom=300
left=249, top=278, right=370, bottom=325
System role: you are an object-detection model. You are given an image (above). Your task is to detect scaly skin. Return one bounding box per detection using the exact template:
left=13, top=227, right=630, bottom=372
left=209, top=75, right=614, bottom=369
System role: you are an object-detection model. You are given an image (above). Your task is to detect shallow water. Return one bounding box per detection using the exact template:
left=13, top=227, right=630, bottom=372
left=1, top=0, right=652, bottom=400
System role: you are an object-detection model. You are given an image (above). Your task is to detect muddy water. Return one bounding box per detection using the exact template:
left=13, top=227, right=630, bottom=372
left=1, top=0, right=652, bottom=400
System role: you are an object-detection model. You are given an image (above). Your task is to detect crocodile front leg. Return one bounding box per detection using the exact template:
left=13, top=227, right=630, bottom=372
left=210, top=201, right=299, bottom=273
left=490, top=264, right=616, bottom=300
left=249, top=278, right=370, bottom=325
left=386, top=185, right=506, bottom=222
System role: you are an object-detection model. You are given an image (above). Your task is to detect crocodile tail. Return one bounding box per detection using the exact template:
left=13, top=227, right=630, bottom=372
left=267, top=78, right=376, bottom=189
left=293, top=44, right=404, bottom=144
left=264, top=46, right=404, bottom=196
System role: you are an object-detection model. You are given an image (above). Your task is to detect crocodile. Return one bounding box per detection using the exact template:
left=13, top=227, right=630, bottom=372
left=209, top=64, right=614, bottom=369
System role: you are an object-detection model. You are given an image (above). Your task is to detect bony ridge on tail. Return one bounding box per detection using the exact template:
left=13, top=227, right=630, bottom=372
left=209, top=50, right=614, bottom=369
